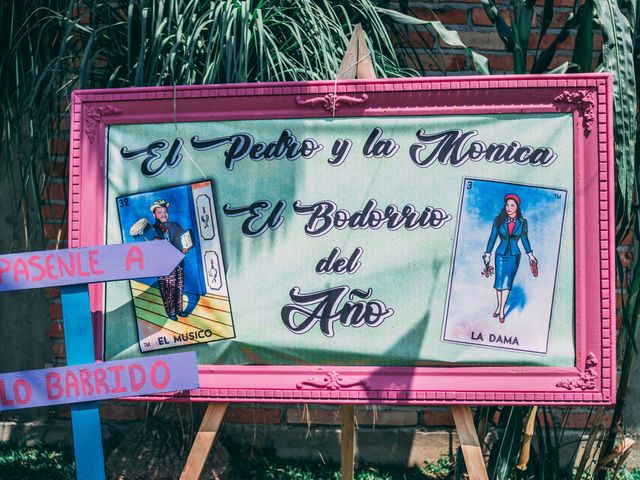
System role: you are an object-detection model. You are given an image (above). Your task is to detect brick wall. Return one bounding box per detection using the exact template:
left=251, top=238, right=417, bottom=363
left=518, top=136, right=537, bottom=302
left=39, top=1, right=617, bottom=466
left=400, top=1, right=601, bottom=75
left=45, top=128, right=69, bottom=364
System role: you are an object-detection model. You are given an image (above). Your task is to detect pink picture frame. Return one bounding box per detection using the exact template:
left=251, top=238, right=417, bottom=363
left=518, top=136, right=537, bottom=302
left=69, top=74, right=615, bottom=405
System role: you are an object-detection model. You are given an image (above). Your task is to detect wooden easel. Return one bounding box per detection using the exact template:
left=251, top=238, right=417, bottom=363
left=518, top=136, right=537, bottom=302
left=179, top=24, right=489, bottom=480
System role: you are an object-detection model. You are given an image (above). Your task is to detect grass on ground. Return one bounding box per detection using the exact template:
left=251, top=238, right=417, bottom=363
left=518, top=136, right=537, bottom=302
left=1, top=439, right=639, bottom=479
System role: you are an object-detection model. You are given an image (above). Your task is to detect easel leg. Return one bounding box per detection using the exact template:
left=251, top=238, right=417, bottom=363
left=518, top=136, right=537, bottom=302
left=335, top=24, right=372, bottom=480
left=451, top=406, right=489, bottom=480
left=340, top=405, right=356, bottom=480
left=180, top=403, right=228, bottom=480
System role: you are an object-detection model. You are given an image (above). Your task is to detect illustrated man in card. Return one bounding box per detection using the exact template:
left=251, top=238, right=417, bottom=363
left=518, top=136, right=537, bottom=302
left=117, top=181, right=235, bottom=352
left=148, top=199, right=190, bottom=319
left=443, top=178, right=567, bottom=354
left=482, top=193, right=538, bottom=324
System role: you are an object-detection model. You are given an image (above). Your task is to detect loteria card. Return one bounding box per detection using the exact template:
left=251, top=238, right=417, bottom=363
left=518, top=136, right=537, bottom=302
left=442, top=178, right=568, bottom=354
left=116, top=181, right=235, bottom=352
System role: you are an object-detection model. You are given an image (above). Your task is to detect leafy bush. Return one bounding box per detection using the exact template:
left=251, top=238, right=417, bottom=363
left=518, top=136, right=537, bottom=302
left=0, top=441, right=75, bottom=480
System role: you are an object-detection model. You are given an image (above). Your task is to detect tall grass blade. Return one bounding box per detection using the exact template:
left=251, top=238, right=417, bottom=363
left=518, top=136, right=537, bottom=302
left=481, top=0, right=515, bottom=52
left=1, top=1, right=434, bottom=250
left=531, top=8, right=584, bottom=73
left=572, top=0, right=594, bottom=72
left=487, top=407, right=527, bottom=479
left=574, top=407, right=604, bottom=479
left=375, top=7, right=490, bottom=74
left=593, top=0, right=636, bottom=220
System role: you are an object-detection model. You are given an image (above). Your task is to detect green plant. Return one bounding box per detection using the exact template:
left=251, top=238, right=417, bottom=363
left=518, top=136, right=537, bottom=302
left=476, top=0, right=639, bottom=477
left=225, top=439, right=447, bottom=479
left=0, top=440, right=75, bottom=480
left=421, top=456, right=454, bottom=479
left=0, top=0, right=486, bottom=251
left=480, top=0, right=594, bottom=74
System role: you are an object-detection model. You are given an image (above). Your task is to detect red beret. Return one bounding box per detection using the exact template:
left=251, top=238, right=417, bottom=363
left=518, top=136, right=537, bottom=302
left=504, top=193, right=520, bottom=206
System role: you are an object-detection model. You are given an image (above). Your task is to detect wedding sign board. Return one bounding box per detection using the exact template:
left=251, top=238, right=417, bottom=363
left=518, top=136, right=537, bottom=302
left=70, top=75, right=615, bottom=405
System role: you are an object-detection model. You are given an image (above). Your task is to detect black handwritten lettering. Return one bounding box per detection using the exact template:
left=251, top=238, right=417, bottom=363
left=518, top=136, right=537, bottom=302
left=121, top=138, right=184, bottom=177
left=191, top=129, right=322, bottom=170
left=293, top=199, right=451, bottom=236
left=328, top=139, right=353, bottom=166
left=223, top=200, right=287, bottom=237
left=410, top=129, right=557, bottom=167
left=315, top=247, right=363, bottom=274
left=363, top=127, right=399, bottom=158
left=281, top=286, right=394, bottom=337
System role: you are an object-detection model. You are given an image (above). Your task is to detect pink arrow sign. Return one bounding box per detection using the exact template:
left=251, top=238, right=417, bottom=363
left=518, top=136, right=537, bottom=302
left=0, top=242, right=184, bottom=291
left=0, top=352, right=199, bottom=411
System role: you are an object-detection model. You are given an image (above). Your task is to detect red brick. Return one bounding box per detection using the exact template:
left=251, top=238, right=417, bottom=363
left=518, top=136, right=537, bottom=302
left=58, top=100, right=71, bottom=114
left=424, top=408, right=456, bottom=427
left=47, top=322, right=64, bottom=339
left=43, top=222, right=66, bottom=241
left=226, top=407, right=281, bottom=424
left=427, top=0, right=484, bottom=3
left=472, top=8, right=495, bottom=26
left=356, top=409, right=418, bottom=426
left=412, top=7, right=468, bottom=25
left=58, top=116, right=70, bottom=131
left=49, top=303, right=62, bottom=320
left=398, top=30, right=435, bottom=49
left=100, top=403, right=146, bottom=420
left=537, top=411, right=554, bottom=425
left=549, top=11, right=572, bottom=29
left=51, top=342, right=66, bottom=358
left=530, top=0, right=574, bottom=5
left=44, top=287, right=61, bottom=299
left=46, top=158, right=68, bottom=178
left=471, top=9, right=518, bottom=27
left=529, top=32, right=575, bottom=50
left=287, top=407, right=340, bottom=425
left=593, top=32, right=603, bottom=51
left=71, top=6, right=91, bottom=25
left=42, top=204, right=67, bottom=223
left=441, top=54, right=467, bottom=71
left=592, top=56, right=600, bottom=71
left=50, top=139, right=69, bottom=156
left=484, top=52, right=534, bottom=73
left=619, top=230, right=634, bottom=246
left=485, top=54, right=515, bottom=72
left=472, top=8, right=542, bottom=28
left=616, top=292, right=627, bottom=310
left=616, top=271, right=629, bottom=289
left=458, top=31, right=507, bottom=51
left=548, top=55, right=573, bottom=70
left=93, top=56, right=108, bottom=69
left=619, top=251, right=633, bottom=269
left=402, top=53, right=465, bottom=73
left=561, top=410, right=613, bottom=429
left=47, top=239, right=68, bottom=250
left=45, top=182, right=67, bottom=202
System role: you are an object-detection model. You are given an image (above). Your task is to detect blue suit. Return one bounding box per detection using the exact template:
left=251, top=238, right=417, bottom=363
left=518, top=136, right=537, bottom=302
left=486, top=217, right=532, bottom=290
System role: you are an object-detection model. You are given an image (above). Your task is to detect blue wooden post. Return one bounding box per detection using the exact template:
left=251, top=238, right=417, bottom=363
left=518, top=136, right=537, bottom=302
left=61, top=284, right=106, bottom=480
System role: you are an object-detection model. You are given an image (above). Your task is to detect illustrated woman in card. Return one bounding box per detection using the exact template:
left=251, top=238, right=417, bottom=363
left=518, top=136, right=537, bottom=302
left=481, top=194, right=538, bottom=323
